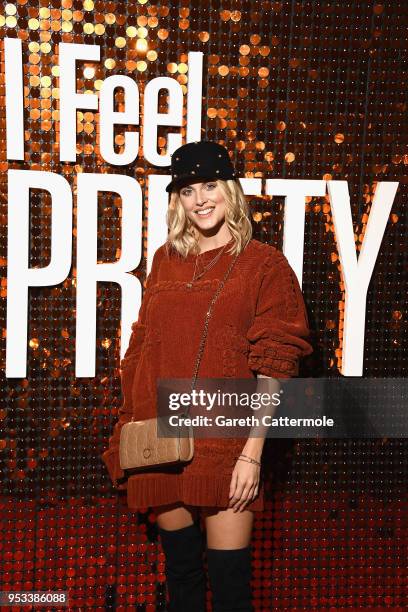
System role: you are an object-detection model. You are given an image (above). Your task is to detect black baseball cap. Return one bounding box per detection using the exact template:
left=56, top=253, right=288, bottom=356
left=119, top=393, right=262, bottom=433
left=166, top=140, right=238, bottom=193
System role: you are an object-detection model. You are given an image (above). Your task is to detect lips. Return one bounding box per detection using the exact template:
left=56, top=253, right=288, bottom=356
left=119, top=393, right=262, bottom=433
left=195, top=207, right=215, bottom=216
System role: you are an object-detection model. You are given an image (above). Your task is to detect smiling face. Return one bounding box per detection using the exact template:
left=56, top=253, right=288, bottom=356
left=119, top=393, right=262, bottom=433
left=178, top=180, right=227, bottom=234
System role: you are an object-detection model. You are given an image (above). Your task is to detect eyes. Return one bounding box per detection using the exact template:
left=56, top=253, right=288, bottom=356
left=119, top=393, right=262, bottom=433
left=180, top=182, right=217, bottom=197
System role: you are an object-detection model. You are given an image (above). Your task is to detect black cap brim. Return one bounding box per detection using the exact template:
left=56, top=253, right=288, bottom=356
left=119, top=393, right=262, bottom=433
left=166, top=174, right=220, bottom=194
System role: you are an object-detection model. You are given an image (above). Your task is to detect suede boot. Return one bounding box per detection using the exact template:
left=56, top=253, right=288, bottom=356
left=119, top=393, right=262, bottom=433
left=158, top=522, right=206, bottom=612
left=206, top=546, right=254, bottom=612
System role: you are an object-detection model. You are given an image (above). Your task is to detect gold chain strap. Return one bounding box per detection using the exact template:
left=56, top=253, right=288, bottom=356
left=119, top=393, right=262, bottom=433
left=185, top=250, right=241, bottom=413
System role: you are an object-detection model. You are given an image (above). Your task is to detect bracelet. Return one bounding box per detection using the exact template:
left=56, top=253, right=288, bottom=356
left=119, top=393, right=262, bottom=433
left=238, top=453, right=261, bottom=467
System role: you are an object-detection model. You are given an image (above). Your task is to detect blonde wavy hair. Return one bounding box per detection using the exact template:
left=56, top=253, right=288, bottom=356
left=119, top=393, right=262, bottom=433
left=164, top=179, right=253, bottom=259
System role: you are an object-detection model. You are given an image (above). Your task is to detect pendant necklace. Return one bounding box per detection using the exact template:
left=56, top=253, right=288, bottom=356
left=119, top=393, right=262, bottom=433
left=186, top=241, right=230, bottom=289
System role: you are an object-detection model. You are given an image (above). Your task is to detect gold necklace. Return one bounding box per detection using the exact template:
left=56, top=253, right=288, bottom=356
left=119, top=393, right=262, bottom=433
left=186, top=241, right=231, bottom=288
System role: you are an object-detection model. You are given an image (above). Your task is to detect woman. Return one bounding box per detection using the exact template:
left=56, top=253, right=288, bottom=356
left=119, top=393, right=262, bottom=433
left=102, top=140, right=313, bottom=611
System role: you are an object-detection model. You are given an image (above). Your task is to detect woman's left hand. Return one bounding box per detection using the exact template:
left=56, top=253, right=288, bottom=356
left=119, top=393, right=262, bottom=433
left=228, top=458, right=260, bottom=512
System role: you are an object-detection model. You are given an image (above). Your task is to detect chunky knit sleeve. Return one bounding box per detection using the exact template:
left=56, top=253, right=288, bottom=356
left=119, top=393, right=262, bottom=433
left=101, top=245, right=165, bottom=488
left=246, top=249, right=313, bottom=379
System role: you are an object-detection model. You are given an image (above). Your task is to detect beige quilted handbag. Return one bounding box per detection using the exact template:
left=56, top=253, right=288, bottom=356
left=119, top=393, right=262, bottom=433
left=119, top=415, right=193, bottom=470
left=118, top=249, right=240, bottom=473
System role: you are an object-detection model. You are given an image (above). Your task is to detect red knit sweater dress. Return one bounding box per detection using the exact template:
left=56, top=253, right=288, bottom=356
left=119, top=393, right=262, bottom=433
left=102, top=238, right=313, bottom=512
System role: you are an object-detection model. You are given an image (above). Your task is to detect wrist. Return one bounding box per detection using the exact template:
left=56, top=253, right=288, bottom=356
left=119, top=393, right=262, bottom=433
left=238, top=453, right=261, bottom=467
left=241, top=439, right=265, bottom=462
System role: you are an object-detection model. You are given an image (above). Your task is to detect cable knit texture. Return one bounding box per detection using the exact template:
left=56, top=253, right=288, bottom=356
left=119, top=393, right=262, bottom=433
left=101, top=238, right=313, bottom=511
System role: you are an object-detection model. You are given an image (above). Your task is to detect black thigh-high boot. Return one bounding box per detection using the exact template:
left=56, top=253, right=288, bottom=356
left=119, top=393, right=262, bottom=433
left=158, top=522, right=207, bottom=612
left=206, top=546, right=254, bottom=612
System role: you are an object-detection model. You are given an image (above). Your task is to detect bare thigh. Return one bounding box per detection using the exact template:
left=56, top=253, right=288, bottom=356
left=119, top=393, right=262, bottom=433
left=153, top=502, right=199, bottom=530
left=203, top=507, right=254, bottom=549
